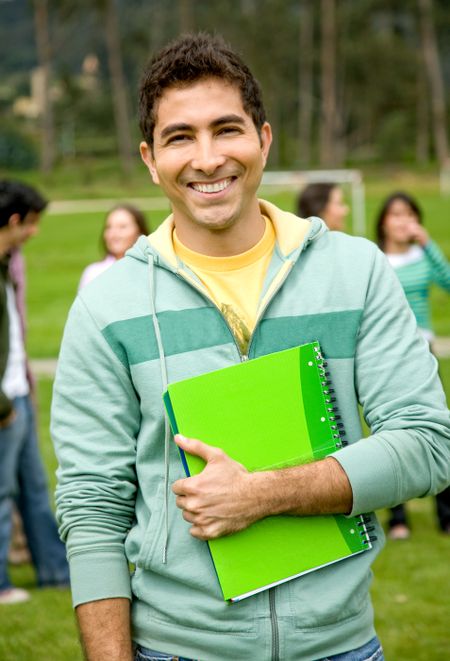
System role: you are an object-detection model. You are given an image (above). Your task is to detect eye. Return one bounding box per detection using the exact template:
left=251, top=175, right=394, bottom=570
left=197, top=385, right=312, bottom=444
left=217, top=126, right=242, bottom=136
left=166, top=134, right=191, bottom=145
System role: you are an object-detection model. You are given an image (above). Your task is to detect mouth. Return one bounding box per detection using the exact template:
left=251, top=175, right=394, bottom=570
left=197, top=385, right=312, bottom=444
left=189, top=177, right=235, bottom=194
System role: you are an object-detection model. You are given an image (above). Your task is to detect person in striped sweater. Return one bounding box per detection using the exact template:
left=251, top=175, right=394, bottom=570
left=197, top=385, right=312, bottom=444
left=376, top=191, right=450, bottom=539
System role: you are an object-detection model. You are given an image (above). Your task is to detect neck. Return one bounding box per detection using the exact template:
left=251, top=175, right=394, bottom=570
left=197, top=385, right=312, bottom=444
left=384, top=238, right=411, bottom=255
left=174, top=202, right=266, bottom=257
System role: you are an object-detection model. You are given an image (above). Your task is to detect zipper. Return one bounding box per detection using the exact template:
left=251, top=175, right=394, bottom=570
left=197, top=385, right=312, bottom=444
left=156, top=256, right=296, bottom=659
left=182, top=260, right=295, bottom=360
left=154, top=254, right=295, bottom=364
left=247, top=260, right=295, bottom=358
left=269, top=588, right=280, bottom=661
left=173, top=267, right=248, bottom=362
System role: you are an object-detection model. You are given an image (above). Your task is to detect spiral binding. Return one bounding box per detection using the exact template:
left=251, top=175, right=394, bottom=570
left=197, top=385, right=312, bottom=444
left=314, top=343, right=377, bottom=547
left=313, top=344, right=348, bottom=449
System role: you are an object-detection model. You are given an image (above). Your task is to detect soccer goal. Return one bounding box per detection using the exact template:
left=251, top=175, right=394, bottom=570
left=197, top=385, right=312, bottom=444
left=261, top=169, right=366, bottom=236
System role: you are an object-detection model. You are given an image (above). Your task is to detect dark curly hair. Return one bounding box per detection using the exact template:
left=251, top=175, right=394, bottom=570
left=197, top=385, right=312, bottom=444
left=139, top=32, right=266, bottom=150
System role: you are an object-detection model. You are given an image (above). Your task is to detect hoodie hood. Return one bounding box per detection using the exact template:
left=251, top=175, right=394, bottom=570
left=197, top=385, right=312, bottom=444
left=125, top=199, right=328, bottom=269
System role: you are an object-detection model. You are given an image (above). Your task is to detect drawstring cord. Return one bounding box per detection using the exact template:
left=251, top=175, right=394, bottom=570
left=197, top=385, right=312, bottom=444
left=148, top=257, right=171, bottom=564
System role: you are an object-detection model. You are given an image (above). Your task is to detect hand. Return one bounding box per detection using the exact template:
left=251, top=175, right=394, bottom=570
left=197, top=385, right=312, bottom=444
left=407, top=220, right=429, bottom=246
left=172, top=434, right=261, bottom=540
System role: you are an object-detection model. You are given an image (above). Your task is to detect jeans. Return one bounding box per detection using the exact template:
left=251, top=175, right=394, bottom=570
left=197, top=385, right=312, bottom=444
left=134, top=636, right=383, bottom=661
left=0, top=395, right=69, bottom=590
left=319, top=636, right=384, bottom=661
left=134, top=647, right=195, bottom=661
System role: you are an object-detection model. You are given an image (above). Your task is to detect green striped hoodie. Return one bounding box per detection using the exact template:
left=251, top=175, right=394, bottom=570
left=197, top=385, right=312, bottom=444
left=51, top=200, right=450, bottom=661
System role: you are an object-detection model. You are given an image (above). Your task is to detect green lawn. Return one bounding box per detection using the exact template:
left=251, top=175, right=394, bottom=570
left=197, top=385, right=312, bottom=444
left=2, top=167, right=449, bottom=660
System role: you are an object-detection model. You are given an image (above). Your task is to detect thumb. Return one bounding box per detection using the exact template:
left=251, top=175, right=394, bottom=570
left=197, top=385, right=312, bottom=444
left=174, top=434, right=219, bottom=462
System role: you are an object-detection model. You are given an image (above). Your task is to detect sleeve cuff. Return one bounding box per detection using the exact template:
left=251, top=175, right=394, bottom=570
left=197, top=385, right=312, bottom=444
left=69, top=550, right=132, bottom=608
left=331, top=438, right=398, bottom=515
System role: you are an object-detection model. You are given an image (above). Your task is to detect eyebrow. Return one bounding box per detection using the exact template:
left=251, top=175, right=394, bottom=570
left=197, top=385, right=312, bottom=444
left=159, top=114, right=246, bottom=140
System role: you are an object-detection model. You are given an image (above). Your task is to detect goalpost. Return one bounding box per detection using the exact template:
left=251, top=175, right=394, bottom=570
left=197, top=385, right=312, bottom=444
left=260, top=169, right=366, bottom=236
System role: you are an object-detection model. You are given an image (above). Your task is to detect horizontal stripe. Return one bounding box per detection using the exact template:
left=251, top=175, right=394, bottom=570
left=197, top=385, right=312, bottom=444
left=103, top=307, right=363, bottom=366
left=102, top=307, right=233, bottom=366
left=250, top=310, right=363, bottom=359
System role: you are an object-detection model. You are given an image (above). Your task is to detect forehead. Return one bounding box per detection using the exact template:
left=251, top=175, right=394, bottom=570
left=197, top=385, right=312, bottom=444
left=153, top=78, right=250, bottom=130
left=388, top=199, right=414, bottom=214
left=106, top=208, right=134, bottom=225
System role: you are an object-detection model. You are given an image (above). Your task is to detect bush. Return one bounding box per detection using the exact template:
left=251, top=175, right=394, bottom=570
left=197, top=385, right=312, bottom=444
left=0, top=123, right=38, bottom=169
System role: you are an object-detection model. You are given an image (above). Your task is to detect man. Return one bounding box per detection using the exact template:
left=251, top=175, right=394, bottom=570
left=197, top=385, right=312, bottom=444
left=51, top=34, right=450, bottom=661
left=0, top=180, right=69, bottom=605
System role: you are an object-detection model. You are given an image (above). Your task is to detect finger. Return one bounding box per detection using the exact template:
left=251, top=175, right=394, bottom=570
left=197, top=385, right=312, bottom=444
left=172, top=477, right=189, bottom=496
left=174, top=434, right=221, bottom=463
left=182, top=510, right=196, bottom=524
left=174, top=494, right=185, bottom=509
left=189, top=525, right=209, bottom=541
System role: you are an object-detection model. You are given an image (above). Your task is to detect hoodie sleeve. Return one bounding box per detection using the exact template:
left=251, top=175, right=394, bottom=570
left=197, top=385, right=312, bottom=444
left=332, top=247, right=450, bottom=515
left=51, top=296, right=141, bottom=606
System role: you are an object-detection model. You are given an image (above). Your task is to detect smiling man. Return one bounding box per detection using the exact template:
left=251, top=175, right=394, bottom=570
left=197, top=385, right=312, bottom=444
left=51, top=34, right=450, bottom=661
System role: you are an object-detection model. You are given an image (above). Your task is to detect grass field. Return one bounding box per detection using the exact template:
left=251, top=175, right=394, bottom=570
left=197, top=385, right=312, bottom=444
left=2, top=167, right=449, bottom=660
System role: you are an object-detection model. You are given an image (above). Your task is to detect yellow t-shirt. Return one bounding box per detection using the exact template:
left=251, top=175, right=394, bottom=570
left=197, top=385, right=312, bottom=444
left=173, top=216, right=276, bottom=355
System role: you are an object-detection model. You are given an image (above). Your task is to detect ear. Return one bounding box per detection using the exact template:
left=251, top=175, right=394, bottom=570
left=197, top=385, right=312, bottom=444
left=8, top=213, right=21, bottom=228
left=259, top=122, right=272, bottom=168
left=140, top=141, right=160, bottom=185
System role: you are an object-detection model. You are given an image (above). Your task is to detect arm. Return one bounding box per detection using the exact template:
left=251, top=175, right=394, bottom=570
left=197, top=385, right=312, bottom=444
left=173, top=246, right=450, bottom=538
left=409, top=222, right=450, bottom=290
left=76, top=598, right=132, bottom=661
left=173, top=434, right=352, bottom=540
left=51, top=297, right=139, bottom=614
left=423, top=240, right=450, bottom=291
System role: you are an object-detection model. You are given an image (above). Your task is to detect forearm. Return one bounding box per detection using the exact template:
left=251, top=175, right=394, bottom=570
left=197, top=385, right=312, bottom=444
left=173, top=435, right=354, bottom=540
left=249, top=457, right=353, bottom=519
left=76, top=598, right=133, bottom=661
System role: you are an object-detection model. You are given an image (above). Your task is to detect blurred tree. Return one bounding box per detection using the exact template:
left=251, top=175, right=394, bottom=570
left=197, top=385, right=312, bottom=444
left=417, top=0, right=449, bottom=167
left=52, top=0, right=134, bottom=175
left=178, top=0, right=194, bottom=32
left=319, top=0, right=338, bottom=166
left=32, top=0, right=55, bottom=173
left=2, top=0, right=449, bottom=170
left=103, top=0, right=133, bottom=176
left=416, top=48, right=430, bottom=163
left=298, top=0, right=313, bottom=166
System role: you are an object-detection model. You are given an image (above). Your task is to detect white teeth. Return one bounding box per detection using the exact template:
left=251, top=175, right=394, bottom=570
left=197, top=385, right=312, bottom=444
left=191, top=178, right=232, bottom=193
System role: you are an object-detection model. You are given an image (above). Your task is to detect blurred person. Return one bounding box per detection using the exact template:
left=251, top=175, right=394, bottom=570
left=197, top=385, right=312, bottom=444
left=0, top=180, right=69, bottom=605
left=376, top=191, right=450, bottom=539
left=51, top=34, right=449, bottom=661
left=297, top=182, right=349, bottom=231
left=79, top=203, right=149, bottom=289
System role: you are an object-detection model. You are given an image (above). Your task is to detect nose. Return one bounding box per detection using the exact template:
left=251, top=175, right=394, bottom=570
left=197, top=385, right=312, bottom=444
left=190, top=135, right=226, bottom=175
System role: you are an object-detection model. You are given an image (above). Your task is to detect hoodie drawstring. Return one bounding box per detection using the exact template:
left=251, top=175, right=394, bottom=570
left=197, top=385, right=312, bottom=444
left=148, top=256, right=171, bottom=564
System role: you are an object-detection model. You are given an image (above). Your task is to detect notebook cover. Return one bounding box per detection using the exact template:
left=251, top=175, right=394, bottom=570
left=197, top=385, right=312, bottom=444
left=164, top=341, right=371, bottom=601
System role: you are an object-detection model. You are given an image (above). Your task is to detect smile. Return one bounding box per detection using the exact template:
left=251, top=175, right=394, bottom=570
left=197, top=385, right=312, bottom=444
left=190, top=177, right=234, bottom=194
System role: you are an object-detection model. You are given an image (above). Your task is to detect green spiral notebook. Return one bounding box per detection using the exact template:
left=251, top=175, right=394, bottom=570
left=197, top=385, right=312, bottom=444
left=163, top=341, right=372, bottom=602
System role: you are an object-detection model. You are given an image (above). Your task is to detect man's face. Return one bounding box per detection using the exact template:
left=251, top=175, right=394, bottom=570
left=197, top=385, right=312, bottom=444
left=140, top=78, right=272, bottom=243
left=8, top=211, right=40, bottom=249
